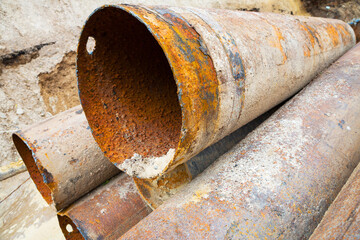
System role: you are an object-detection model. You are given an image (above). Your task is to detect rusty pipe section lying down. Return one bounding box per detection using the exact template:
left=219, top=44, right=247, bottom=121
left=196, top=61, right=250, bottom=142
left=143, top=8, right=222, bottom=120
left=77, top=5, right=355, bottom=179
left=310, top=162, right=360, bottom=239
left=134, top=107, right=278, bottom=209
left=12, top=105, right=120, bottom=211
left=349, top=18, right=360, bottom=43
left=58, top=173, right=152, bottom=240
left=120, top=44, right=360, bottom=239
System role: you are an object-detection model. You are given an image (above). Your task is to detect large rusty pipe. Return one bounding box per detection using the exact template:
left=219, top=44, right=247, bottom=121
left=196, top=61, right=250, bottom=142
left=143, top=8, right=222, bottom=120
left=12, top=105, right=120, bottom=211
left=120, top=44, right=360, bottom=239
left=309, top=162, right=360, bottom=239
left=77, top=5, right=355, bottom=179
left=134, top=107, right=278, bottom=209
left=58, top=173, right=152, bottom=240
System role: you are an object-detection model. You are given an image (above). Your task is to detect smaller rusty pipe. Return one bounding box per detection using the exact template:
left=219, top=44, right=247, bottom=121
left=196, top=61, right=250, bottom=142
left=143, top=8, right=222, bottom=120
left=120, top=44, right=360, bottom=239
left=12, top=105, right=120, bottom=211
left=310, top=162, right=360, bottom=240
left=349, top=19, right=360, bottom=43
left=58, top=173, right=152, bottom=240
left=77, top=5, right=355, bottom=179
left=134, top=106, right=279, bottom=209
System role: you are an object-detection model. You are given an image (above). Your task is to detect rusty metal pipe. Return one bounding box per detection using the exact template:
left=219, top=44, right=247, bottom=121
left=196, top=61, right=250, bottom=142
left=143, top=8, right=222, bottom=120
left=58, top=173, right=152, bottom=240
left=349, top=18, right=360, bottom=43
left=77, top=5, right=355, bottom=179
left=310, top=162, right=360, bottom=239
left=134, top=106, right=279, bottom=209
left=120, top=44, right=360, bottom=239
left=12, top=105, right=120, bottom=211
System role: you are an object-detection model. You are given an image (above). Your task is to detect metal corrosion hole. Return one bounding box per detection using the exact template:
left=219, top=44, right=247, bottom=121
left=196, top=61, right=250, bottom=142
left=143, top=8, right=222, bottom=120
left=12, top=134, right=53, bottom=204
left=86, top=36, right=96, bottom=54
left=57, top=215, right=83, bottom=239
left=77, top=7, right=182, bottom=178
left=66, top=224, right=74, bottom=233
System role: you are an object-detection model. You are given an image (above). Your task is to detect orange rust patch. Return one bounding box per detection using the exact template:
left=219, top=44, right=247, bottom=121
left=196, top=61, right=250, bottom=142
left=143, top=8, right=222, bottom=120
left=326, top=24, right=341, bottom=47
left=268, top=24, right=287, bottom=64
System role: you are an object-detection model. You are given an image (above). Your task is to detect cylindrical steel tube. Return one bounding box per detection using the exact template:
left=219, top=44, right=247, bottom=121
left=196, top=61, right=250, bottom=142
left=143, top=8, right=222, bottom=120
left=134, top=107, right=278, bottom=209
left=58, top=173, right=152, bottom=240
left=120, top=44, right=360, bottom=239
left=12, top=105, right=120, bottom=211
left=77, top=5, right=355, bottom=179
left=310, top=162, right=360, bottom=240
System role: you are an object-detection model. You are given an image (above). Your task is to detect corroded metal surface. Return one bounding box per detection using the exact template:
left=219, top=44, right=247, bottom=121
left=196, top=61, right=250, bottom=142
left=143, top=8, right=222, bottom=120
left=77, top=5, right=355, bottom=179
left=310, top=162, right=360, bottom=239
left=134, top=107, right=278, bottom=209
left=349, top=18, right=360, bottom=42
left=58, top=173, right=152, bottom=240
left=12, top=105, right=120, bottom=211
left=121, top=44, right=360, bottom=239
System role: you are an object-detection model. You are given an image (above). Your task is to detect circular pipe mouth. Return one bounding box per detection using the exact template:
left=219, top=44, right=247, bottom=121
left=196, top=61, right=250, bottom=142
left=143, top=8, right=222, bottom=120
left=12, top=134, right=53, bottom=204
left=77, top=6, right=182, bottom=177
left=57, top=214, right=84, bottom=240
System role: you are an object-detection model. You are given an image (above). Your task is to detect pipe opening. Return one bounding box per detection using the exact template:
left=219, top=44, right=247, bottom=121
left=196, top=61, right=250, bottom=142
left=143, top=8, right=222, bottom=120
left=12, top=134, right=53, bottom=204
left=57, top=214, right=84, bottom=240
left=77, top=7, right=182, bottom=177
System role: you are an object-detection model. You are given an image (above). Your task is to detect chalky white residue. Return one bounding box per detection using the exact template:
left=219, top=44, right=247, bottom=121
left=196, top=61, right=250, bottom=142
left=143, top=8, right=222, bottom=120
left=218, top=117, right=309, bottom=201
left=116, top=177, right=138, bottom=199
left=119, top=148, right=176, bottom=178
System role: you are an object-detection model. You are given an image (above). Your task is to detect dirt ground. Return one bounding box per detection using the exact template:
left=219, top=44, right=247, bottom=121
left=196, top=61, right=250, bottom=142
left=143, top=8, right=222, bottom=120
left=303, top=0, right=360, bottom=21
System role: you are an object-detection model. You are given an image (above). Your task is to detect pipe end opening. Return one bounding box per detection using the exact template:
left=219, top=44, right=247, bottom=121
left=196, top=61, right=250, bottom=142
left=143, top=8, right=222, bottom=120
left=12, top=134, right=53, bottom=204
left=77, top=6, right=182, bottom=177
left=57, top=214, right=84, bottom=240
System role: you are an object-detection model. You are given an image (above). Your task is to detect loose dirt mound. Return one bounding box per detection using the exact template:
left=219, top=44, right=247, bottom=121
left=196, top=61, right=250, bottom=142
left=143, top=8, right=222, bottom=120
left=38, top=51, right=80, bottom=115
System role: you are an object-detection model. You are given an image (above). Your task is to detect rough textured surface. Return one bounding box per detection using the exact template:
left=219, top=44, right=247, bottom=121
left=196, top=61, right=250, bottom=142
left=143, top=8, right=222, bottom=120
left=0, top=0, right=308, bottom=169
left=58, top=173, right=151, bottom=240
left=77, top=5, right=354, bottom=179
left=0, top=172, right=64, bottom=240
left=121, top=43, right=360, bottom=239
left=310, top=161, right=360, bottom=239
left=13, top=106, right=120, bottom=211
left=38, top=51, right=79, bottom=115
left=303, top=0, right=360, bottom=22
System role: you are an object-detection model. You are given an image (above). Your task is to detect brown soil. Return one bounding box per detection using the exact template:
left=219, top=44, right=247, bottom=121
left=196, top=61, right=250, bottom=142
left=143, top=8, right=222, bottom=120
left=38, top=51, right=80, bottom=115
left=302, top=0, right=360, bottom=22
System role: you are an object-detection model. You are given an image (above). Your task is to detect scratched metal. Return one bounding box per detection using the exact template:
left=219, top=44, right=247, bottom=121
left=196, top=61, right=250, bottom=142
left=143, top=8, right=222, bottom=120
left=58, top=173, right=152, bottom=240
left=310, top=162, right=360, bottom=239
left=12, top=105, right=120, bottom=211
left=121, top=44, right=360, bottom=239
left=77, top=5, right=355, bottom=179
left=134, top=106, right=279, bottom=209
